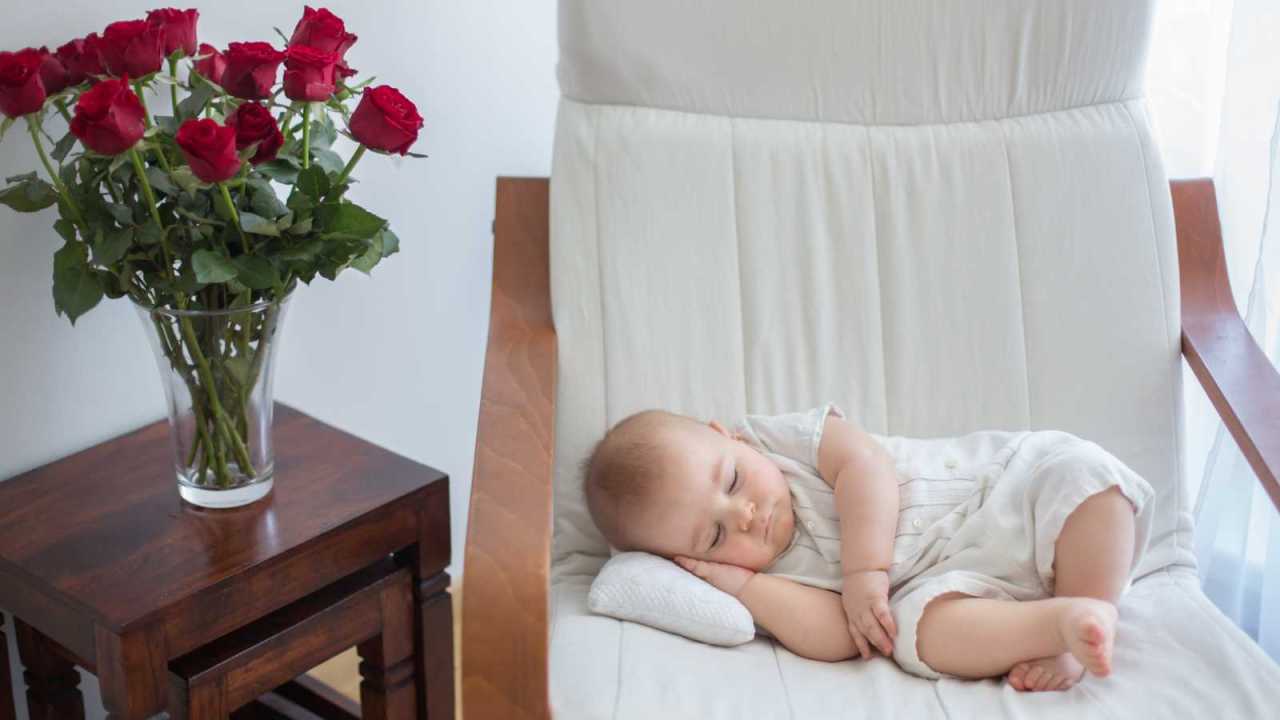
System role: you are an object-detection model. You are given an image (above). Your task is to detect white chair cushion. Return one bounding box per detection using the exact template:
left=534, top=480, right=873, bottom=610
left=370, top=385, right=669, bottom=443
left=587, top=552, right=754, bottom=647
left=553, top=568, right=1280, bottom=718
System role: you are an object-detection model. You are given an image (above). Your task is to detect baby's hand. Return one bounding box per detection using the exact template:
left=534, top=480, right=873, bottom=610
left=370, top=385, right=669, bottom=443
left=674, top=556, right=755, bottom=597
left=841, top=569, right=897, bottom=659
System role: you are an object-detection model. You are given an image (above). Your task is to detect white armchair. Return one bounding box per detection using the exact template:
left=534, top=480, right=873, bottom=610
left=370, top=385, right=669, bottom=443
left=462, top=2, right=1280, bottom=717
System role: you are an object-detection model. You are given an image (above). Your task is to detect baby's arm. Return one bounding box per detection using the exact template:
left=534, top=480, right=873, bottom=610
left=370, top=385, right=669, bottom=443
left=676, top=557, right=856, bottom=662
left=816, top=411, right=901, bottom=658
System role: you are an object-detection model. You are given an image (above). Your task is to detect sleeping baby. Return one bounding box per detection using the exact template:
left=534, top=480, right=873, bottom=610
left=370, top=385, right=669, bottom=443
left=581, top=402, right=1155, bottom=692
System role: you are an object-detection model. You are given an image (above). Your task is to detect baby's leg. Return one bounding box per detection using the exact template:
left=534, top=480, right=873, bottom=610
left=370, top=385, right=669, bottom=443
left=916, top=594, right=1117, bottom=680
left=1009, top=486, right=1136, bottom=691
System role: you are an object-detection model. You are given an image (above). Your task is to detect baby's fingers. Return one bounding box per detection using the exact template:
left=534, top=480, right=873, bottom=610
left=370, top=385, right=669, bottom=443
left=847, top=624, right=871, bottom=661
left=874, top=601, right=898, bottom=639
left=860, top=612, right=893, bottom=656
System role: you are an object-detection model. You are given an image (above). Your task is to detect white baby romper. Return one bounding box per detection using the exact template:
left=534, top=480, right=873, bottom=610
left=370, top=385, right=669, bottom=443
left=732, top=401, right=1156, bottom=680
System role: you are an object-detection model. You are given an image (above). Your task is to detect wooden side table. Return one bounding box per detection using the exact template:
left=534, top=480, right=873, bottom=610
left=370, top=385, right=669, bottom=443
left=0, top=403, right=453, bottom=719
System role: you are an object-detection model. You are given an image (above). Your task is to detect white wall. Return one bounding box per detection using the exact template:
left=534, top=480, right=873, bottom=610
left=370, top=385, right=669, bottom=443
left=0, top=2, right=557, bottom=717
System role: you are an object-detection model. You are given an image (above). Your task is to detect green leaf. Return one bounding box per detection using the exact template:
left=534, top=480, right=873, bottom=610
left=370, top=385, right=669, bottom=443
left=315, top=203, right=386, bottom=240
left=312, top=148, right=344, bottom=174
left=51, top=132, right=78, bottom=163
left=94, top=227, right=133, bottom=266
left=350, top=232, right=383, bottom=274
left=105, top=203, right=134, bottom=225
left=0, top=115, right=14, bottom=142
left=170, top=166, right=206, bottom=193
left=52, top=241, right=103, bottom=325
left=287, top=216, right=313, bottom=235
left=378, top=228, right=400, bottom=258
left=233, top=255, right=279, bottom=289
left=137, top=220, right=164, bottom=246
left=0, top=177, right=58, bottom=212
left=248, top=180, right=287, bottom=218
left=154, top=115, right=179, bottom=135
left=177, top=83, right=216, bottom=121
left=279, top=238, right=323, bottom=262
left=240, top=211, right=282, bottom=237
left=258, top=159, right=300, bottom=184
left=297, top=166, right=329, bottom=200
left=146, top=167, right=180, bottom=196
left=310, top=113, right=337, bottom=151
left=224, top=353, right=253, bottom=386
left=53, top=218, right=77, bottom=244
left=191, top=249, right=238, bottom=283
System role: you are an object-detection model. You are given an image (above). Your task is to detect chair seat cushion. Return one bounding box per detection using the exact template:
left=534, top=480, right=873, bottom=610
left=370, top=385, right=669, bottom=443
left=550, top=567, right=1280, bottom=719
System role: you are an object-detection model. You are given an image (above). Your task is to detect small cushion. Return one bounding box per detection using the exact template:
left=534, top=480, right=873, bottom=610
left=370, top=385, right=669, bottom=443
left=587, top=551, right=755, bottom=646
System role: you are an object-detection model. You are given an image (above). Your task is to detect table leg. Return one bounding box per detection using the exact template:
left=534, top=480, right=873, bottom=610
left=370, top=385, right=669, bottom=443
left=1, top=613, right=16, bottom=720
left=94, top=624, right=167, bottom=720
left=358, top=575, right=417, bottom=720
left=14, top=620, right=84, bottom=720
left=415, top=573, right=454, bottom=720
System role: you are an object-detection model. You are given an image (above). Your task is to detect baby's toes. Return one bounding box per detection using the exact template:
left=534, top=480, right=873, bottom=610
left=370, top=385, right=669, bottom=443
left=1006, top=663, right=1029, bottom=691
left=1024, top=666, right=1045, bottom=689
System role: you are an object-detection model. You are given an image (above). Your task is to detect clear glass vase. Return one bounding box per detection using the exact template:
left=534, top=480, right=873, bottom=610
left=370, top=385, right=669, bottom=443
left=132, top=292, right=293, bottom=509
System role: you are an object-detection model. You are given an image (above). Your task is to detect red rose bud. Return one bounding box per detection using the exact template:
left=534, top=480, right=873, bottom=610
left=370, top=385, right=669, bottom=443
left=227, top=102, right=283, bottom=165
left=283, top=45, right=337, bottom=102
left=0, top=48, right=48, bottom=118
left=289, top=6, right=357, bottom=80
left=54, top=39, right=93, bottom=86
left=37, top=47, right=71, bottom=95
left=146, top=8, right=200, bottom=58
left=69, top=76, right=145, bottom=155
left=221, top=42, right=285, bottom=100
left=176, top=118, right=242, bottom=183
left=97, top=19, right=164, bottom=78
left=193, top=43, right=226, bottom=85
left=349, top=85, right=423, bottom=155
left=74, top=34, right=107, bottom=79
left=289, top=6, right=357, bottom=57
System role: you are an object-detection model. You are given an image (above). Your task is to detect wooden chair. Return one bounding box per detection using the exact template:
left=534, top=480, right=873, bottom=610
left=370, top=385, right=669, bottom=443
left=459, top=176, right=1280, bottom=717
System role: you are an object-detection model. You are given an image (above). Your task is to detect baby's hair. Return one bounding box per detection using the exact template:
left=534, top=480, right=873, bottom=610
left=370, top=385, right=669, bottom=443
left=581, top=408, right=701, bottom=551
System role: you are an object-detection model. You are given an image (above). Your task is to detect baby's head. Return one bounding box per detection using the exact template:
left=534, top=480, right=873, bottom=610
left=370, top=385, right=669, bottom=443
left=582, top=409, right=795, bottom=571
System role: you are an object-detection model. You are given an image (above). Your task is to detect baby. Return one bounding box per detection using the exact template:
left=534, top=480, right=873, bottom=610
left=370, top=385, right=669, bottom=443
left=582, top=402, right=1155, bottom=692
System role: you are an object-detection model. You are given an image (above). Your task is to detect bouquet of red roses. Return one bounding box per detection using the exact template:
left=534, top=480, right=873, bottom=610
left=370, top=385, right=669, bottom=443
left=0, top=6, right=424, bottom=498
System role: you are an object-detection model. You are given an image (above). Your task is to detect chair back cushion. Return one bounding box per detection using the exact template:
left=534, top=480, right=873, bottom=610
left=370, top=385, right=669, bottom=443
left=548, top=0, right=1190, bottom=580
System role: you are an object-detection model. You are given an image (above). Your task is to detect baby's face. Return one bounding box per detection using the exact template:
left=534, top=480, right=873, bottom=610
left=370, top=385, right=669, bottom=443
left=625, top=420, right=796, bottom=571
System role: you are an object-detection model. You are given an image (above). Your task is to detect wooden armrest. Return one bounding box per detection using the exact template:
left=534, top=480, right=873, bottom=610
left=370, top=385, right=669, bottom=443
left=462, top=177, right=555, bottom=719
left=1173, top=178, right=1280, bottom=512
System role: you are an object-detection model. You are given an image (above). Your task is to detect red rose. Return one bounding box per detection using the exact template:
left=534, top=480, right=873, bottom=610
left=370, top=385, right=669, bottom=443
left=54, top=39, right=94, bottom=86
left=70, top=35, right=106, bottom=80
left=97, top=19, right=164, bottom=78
left=221, top=42, right=284, bottom=100
left=69, top=77, right=145, bottom=155
left=283, top=45, right=337, bottom=102
left=348, top=85, right=423, bottom=155
left=289, top=6, right=358, bottom=79
left=0, top=48, right=47, bottom=118
left=176, top=118, right=241, bottom=183
left=37, top=47, right=71, bottom=95
left=193, top=43, right=226, bottom=85
left=227, top=102, right=283, bottom=165
left=146, top=8, right=199, bottom=58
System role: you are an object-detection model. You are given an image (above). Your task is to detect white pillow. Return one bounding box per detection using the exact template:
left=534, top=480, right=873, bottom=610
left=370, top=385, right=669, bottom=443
left=587, top=551, right=756, bottom=646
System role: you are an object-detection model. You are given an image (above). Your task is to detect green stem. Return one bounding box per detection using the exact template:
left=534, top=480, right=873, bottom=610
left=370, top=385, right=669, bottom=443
left=129, top=148, right=176, bottom=275
left=133, top=80, right=173, bottom=172
left=53, top=99, right=73, bottom=125
left=218, top=182, right=251, bottom=254
left=278, top=103, right=298, bottom=138
left=331, top=144, right=366, bottom=191
left=169, top=58, right=181, bottom=118
left=26, top=117, right=85, bottom=230
left=301, top=102, right=312, bottom=169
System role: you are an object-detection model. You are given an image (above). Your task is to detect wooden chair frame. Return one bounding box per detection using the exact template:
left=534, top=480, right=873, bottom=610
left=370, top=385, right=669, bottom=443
left=460, top=176, right=1280, bottom=719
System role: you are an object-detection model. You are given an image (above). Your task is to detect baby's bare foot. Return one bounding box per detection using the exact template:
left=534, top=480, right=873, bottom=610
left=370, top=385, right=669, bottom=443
left=1057, top=598, right=1117, bottom=678
left=1007, top=653, right=1084, bottom=692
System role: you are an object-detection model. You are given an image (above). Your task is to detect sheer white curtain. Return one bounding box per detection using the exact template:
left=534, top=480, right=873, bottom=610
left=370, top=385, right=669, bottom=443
left=1147, top=0, right=1280, bottom=658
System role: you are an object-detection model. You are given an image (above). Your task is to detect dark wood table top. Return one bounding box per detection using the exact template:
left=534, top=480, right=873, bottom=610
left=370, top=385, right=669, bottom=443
left=0, top=402, right=447, bottom=636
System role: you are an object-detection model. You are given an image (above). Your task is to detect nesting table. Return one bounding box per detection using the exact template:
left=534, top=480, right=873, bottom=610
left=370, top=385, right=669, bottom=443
left=0, top=403, right=453, bottom=719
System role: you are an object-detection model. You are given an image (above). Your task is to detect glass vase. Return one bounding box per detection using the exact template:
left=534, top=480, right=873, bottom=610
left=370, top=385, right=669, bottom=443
left=132, top=292, right=293, bottom=509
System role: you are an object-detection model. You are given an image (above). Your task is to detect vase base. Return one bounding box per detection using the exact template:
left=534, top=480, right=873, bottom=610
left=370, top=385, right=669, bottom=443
left=179, top=477, right=274, bottom=509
